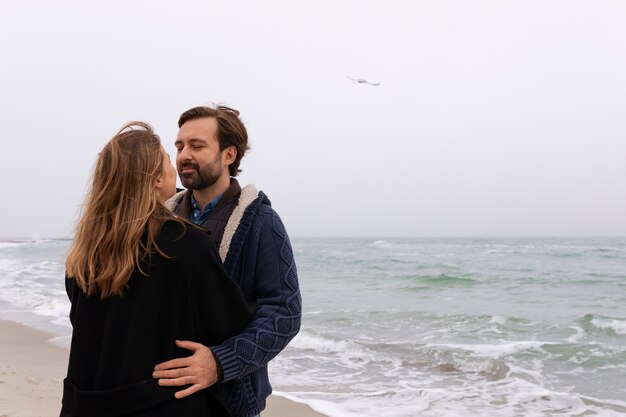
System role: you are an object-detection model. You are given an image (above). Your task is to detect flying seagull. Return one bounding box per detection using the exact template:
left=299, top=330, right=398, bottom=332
left=347, top=76, right=380, bottom=86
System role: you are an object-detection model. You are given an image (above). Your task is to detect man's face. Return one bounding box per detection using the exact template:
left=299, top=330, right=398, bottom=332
left=175, top=117, right=224, bottom=190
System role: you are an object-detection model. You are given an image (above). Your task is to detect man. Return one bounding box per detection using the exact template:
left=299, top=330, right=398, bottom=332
left=153, top=105, right=302, bottom=417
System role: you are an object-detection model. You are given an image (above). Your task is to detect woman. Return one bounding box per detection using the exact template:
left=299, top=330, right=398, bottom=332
left=61, top=122, right=252, bottom=417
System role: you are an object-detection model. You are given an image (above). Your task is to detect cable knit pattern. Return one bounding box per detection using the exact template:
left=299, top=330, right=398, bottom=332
left=169, top=186, right=301, bottom=417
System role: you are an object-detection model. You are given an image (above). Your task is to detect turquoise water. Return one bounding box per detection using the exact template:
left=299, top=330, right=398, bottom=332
left=1, top=238, right=625, bottom=416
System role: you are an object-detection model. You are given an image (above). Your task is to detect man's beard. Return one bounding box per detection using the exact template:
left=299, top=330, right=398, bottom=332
left=178, top=156, right=223, bottom=190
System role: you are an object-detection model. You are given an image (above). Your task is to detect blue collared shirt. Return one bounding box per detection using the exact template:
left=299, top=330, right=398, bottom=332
left=190, top=193, right=224, bottom=225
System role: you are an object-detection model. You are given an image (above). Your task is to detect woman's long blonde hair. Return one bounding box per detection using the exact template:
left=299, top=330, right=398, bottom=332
left=65, top=122, right=183, bottom=298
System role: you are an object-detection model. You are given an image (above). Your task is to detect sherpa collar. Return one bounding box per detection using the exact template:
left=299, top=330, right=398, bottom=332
left=163, top=184, right=259, bottom=262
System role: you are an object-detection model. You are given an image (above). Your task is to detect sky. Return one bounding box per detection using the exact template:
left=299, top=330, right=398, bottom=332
left=1, top=0, right=625, bottom=239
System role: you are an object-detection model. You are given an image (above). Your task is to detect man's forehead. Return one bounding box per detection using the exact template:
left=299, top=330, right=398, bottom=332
left=176, top=123, right=217, bottom=143
left=182, top=117, right=217, bottom=129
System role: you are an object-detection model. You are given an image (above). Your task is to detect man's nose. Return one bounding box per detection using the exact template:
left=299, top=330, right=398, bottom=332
left=177, top=146, right=192, bottom=162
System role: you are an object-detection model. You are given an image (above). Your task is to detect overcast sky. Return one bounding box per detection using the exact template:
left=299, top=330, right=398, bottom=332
left=1, top=0, right=625, bottom=239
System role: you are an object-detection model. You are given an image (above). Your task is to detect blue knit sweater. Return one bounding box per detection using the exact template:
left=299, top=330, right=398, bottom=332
left=168, top=186, right=301, bottom=417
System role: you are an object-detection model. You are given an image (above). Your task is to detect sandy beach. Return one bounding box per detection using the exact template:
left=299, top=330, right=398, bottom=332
left=0, top=320, right=325, bottom=417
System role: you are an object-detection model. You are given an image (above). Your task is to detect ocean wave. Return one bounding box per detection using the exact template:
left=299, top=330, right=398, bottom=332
left=398, top=273, right=478, bottom=287
left=0, top=252, right=69, bottom=328
left=580, top=395, right=626, bottom=415
left=0, top=241, right=26, bottom=249
left=482, top=247, right=534, bottom=255
left=428, top=340, right=550, bottom=358
left=369, top=240, right=392, bottom=248
left=273, top=332, right=625, bottom=417
left=433, top=357, right=511, bottom=381
left=34, top=298, right=71, bottom=319
left=566, top=325, right=586, bottom=343
left=488, top=315, right=509, bottom=326
left=422, top=273, right=478, bottom=286
left=543, top=244, right=626, bottom=260
left=0, top=258, right=20, bottom=270
left=581, top=314, right=626, bottom=336
left=271, top=362, right=614, bottom=417
left=289, top=331, right=364, bottom=355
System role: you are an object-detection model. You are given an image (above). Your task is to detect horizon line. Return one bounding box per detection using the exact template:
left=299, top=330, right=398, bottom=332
left=2, top=235, right=626, bottom=242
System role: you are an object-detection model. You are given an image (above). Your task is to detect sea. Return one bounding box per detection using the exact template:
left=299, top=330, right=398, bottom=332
left=1, top=237, right=625, bottom=417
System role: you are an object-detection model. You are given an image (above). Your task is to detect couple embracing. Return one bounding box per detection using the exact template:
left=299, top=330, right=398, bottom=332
left=61, top=105, right=301, bottom=417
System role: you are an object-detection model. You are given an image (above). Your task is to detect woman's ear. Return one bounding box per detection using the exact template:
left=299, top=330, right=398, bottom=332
left=154, top=176, right=163, bottom=190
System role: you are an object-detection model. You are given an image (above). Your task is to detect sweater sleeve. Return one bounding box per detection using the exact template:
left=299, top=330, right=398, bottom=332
left=210, top=208, right=302, bottom=381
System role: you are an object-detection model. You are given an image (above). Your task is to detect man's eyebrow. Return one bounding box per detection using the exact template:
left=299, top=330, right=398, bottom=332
left=175, top=137, right=207, bottom=145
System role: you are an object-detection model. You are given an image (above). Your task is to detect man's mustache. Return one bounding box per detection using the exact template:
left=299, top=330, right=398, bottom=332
left=178, top=162, right=199, bottom=171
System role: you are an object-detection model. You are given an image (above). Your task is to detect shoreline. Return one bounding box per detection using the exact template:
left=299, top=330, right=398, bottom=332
left=0, top=319, right=326, bottom=417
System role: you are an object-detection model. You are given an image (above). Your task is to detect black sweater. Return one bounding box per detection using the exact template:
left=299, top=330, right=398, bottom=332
left=61, top=221, right=253, bottom=417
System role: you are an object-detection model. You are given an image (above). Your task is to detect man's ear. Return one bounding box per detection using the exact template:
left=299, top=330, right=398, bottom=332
left=223, top=146, right=237, bottom=165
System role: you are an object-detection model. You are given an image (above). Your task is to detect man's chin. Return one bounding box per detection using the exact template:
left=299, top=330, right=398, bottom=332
left=179, top=178, right=198, bottom=190
left=179, top=175, right=219, bottom=191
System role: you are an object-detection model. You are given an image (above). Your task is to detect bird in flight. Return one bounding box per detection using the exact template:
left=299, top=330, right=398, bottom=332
left=347, top=76, right=380, bottom=86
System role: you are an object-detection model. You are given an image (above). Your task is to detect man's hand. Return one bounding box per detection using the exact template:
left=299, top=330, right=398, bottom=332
left=153, top=340, right=219, bottom=399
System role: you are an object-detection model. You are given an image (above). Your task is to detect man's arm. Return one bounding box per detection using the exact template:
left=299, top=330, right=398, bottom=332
left=154, top=208, right=301, bottom=393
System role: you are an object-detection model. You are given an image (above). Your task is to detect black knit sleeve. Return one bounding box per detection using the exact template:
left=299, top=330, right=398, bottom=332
left=186, top=231, right=253, bottom=346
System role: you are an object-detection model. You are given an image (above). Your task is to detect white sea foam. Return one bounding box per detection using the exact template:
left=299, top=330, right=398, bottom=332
left=429, top=341, right=549, bottom=357
left=303, top=310, right=323, bottom=316
left=566, top=325, right=586, bottom=343
left=590, top=317, right=626, bottom=335
left=34, top=298, right=71, bottom=320
left=289, top=331, right=358, bottom=354
left=489, top=315, right=508, bottom=326
left=274, top=372, right=604, bottom=417
left=369, top=240, right=391, bottom=247
left=0, top=242, right=70, bottom=331
left=0, top=241, right=24, bottom=249
left=273, top=331, right=594, bottom=416
left=479, top=315, right=507, bottom=334
left=283, top=331, right=405, bottom=376
left=48, top=334, right=72, bottom=348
